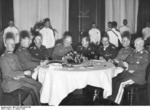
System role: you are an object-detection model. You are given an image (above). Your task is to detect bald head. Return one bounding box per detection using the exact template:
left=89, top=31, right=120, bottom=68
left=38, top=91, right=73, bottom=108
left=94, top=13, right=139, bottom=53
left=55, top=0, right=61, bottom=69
left=134, top=37, right=144, bottom=52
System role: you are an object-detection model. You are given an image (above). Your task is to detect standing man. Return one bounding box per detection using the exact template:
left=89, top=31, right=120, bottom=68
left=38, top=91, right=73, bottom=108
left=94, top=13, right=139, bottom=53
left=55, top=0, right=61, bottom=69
left=3, top=20, right=19, bottom=45
left=88, top=23, right=101, bottom=45
left=106, top=21, right=112, bottom=32
left=40, top=18, right=55, bottom=57
left=107, top=21, right=122, bottom=49
left=119, top=19, right=131, bottom=35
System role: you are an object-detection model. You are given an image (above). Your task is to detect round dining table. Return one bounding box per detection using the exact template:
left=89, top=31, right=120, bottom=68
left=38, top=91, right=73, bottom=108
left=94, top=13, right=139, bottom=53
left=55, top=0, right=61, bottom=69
left=32, top=60, right=123, bottom=105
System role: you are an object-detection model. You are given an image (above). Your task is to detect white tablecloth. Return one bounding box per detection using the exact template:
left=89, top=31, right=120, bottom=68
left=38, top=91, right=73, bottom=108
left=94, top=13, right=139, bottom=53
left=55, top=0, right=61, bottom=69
left=33, top=62, right=123, bottom=105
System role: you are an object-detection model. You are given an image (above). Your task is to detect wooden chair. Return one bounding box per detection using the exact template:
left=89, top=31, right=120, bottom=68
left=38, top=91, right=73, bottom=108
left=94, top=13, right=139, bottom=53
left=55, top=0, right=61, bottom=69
left=0, top=70, right=33, bottom=105
left=121, top=63, right=150, bottom=105
left=122, top=83, right=148, bottom=105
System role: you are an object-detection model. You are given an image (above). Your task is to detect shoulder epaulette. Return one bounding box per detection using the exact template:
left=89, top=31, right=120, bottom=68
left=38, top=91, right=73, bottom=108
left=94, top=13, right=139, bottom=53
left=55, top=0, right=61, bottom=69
left=144, top=50, right=149, bottom=54
left=112, top=46, right=116, bottom=49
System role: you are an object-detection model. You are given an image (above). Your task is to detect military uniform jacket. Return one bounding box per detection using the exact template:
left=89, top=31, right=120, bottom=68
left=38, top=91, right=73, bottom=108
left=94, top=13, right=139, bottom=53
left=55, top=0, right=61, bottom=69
left=116, top=47, right=133, bottom=61
left=52, top=43, right=73, bottom=60
left=15, top=47, right=40, bottom=71
left=126, top=49, right=150, bottom=84
left=76, top=43, right=98, bottom=60
left=0, top=52, right=25, bottom=92
left=98, top=43, right=118, bottom=60
left=29, top=45, right=49, bottom=60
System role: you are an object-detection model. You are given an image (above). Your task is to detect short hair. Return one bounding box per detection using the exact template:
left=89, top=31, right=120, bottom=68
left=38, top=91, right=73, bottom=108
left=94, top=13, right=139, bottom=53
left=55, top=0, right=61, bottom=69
left=135, top=37, right=144, bottom=41
left=63, top=31, right=72, bottom=40
left=20, top=30, right=30, bottom=40
left=108, top=21, right=112, bottom=24
left=102, top=33, right=109, bottom=40
left=34, top=32, right=42, bottom=38
left=112, top=21, right=117, bottom=28
left=33, top=32, right=42, bottom=41
left=122, top=31, right=131, bottom=40
left=82, top=36, right=90, bottom=42
left=5, top=32, right=15, bottom=42
left=8, top=19, right=14, bottom=22
left=92, top=22, right=96, bottom=25
left=123, top=19, right=127, bottom=22
left=43, top=18, right=50, bottom=24
left=134, top=37, right=144, bottom=45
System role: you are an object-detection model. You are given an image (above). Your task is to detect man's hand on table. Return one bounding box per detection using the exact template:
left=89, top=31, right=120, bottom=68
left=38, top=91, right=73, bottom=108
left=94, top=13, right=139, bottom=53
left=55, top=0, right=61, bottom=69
left=24, top=70, right=32, bottom=76
left=128, top=70, right=135, bottom=73
left=122, top=62, right=135, bottom=73
left=40, top=60, right=49, bottom=67
left=122, top=61, right=129, bottom=70
left=108, top=59, right=113, bottom=63
left=14, top=70, right=33, bottom=80
left=113, top=59, right=119, bottom=64
left=24, top=70, right=33, bottom=78
left=99, top=57, right=106, bottom=62
left=14, top=75, right=25, bottom=80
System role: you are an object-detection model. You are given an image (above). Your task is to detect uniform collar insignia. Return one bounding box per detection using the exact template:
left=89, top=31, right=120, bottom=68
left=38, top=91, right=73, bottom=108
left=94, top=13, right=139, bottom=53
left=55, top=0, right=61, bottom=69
left=5, top=51, right=13, bottom=54
left=140, top=51, right=144, bottom=54
left=135, top=50, right=144, bottom=54
left=103, top=44, right=109, bottom=49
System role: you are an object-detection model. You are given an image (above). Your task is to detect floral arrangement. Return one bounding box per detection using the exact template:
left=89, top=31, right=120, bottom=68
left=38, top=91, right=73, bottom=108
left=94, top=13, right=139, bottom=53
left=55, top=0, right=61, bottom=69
left=62, top=51, right=87, bottom=64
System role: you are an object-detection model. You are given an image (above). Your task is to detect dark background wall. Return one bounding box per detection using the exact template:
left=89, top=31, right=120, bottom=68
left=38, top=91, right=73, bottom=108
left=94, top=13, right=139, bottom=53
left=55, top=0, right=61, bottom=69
left=0, top=0, right=14, bottom=31
left=0, top=0, right=2, bottom=31
left=0, top=0, right=150, bottom=42
left=69, top=0, right=105, bottom=43
left=0, top=0, right=13, bottom=55
left=137, top=0, right=150, bottom=34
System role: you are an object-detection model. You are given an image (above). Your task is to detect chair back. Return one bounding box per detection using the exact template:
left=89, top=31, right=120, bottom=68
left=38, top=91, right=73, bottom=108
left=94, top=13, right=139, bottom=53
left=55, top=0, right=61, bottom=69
left=145, top=61, right=150, bottom=81
left=0, top=70, right=3, bottom=105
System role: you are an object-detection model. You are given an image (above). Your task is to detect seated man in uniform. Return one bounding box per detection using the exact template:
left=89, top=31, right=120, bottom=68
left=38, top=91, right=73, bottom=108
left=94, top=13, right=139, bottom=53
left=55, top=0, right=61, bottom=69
left=0, top=32, right=42, bottom=104
left=114, top=32, right=134, bottom=66
left=76, top=36, right=98, bottom=60
left=97, top=35, right=118, bottom=61
left=108, top=37, right=150, bottom=104
left=29, top=32, right=49, bottom=60
left=52, top=31, right=73, bottom=60
left=15, top=30, right=41, bottom=71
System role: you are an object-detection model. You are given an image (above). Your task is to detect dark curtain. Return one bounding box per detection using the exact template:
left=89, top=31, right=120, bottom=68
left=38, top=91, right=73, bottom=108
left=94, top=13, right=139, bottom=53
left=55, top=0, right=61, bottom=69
left=69, top=0, right=79, bottom=43
left=0, top=0, right=2, bottom=31
left=137, top=0, right=150, bottom=34
left=69, top=0, right=105, bottom=43
left=0, top=0, right=13, bottom=55
left=0, top=0, right=14, bottom=31
left=97, top=0, right=105, bottom=35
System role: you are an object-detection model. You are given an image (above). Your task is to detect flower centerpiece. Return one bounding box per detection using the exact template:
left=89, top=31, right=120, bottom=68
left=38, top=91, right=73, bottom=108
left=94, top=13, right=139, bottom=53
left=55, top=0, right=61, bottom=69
left=62, top=51, right=87, bottom=65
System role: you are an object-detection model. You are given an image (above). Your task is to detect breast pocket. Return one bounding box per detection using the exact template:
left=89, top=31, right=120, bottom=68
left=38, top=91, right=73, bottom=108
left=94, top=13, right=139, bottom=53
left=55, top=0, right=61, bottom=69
left=7, top=58, right=19, bottom=71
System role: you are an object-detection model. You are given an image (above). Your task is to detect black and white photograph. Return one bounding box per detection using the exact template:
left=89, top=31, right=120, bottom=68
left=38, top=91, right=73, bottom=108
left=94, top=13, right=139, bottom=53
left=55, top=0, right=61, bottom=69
left=0, top=0, right=150, bottom=110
